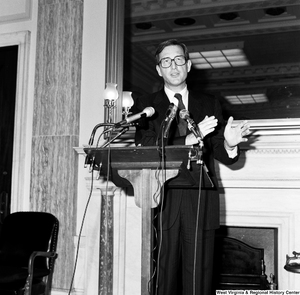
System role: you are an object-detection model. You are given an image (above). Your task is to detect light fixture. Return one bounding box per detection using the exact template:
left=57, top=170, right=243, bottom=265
left=189, top=42, right=250, bottom=69
left=219, top=12, right=239, bottom=21
left=174, top=17, right=196, bottom=26
left=103, top=82, right=119, bottom=123
left=122, top=91, right=134, bottom=118
left=190, top=49, right=249, bottom=69
left=136, top=22, right=152, bottom=30
left=224, top=93, right=268, bottom=105
left=265, top=7, right=286, bottom=16
left=284, top=251, right=300, bottom=273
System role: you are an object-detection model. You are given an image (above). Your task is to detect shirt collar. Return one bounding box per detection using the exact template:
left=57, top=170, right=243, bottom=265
left=164, top=86, right=189, bottom=108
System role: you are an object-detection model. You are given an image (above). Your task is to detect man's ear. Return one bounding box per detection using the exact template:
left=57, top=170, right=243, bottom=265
left=156, top=64, right=162, bottom=77
left=187, top=59, right=192, bottom=73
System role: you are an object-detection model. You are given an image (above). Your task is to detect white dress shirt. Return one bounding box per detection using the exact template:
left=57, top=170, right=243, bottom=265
left=164, top=86, right=188, bottom=110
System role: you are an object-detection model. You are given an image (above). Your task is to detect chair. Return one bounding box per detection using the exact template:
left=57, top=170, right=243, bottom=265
left=0, top=211, right=59, bottom=295
left=213, top=236, right=269, bottom=290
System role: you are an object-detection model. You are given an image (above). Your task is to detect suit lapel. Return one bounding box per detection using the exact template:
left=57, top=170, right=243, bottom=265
left=188, top=91, right=204, bottom=122
left=152, top=89, right=172, bottom=125
left=153, top=89, right=169, bottom=110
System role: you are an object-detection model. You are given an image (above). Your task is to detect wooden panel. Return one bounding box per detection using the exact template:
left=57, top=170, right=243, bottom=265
left=32, top=0, right=83, bottom=290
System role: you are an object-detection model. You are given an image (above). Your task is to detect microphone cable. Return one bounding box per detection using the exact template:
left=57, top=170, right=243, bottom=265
left=147, top=165, right=163, bottom=294
left=153, top=126, right=167, bottom=295
left=68, top=162, right=96, bottom=295
left=68, top=128, right=114, bottom=294
left=192, top=158, right=204, bottom=295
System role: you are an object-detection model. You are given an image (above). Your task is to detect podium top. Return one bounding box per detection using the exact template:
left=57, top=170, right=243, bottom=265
left=84, top=145, right=193, bottom=169
left=84, top=145, right=214, bottom=188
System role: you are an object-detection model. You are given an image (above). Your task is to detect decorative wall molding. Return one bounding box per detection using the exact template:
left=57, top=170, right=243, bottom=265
left=244, top=148, right=299, bottom=154
left=0, top=31, right=31, bottom=213
left=129, top=0, right=299, bottom=19
left=219, top=191, right=300, bottom=289
left=131, top=22, right=300, bottom=43
left=128, top=0, right=300, bottom=44
left=0, top=0, right=31, bottom=24
left=234, top=118, right=300, bottom=148
left=215, top=118, right=300, bottom=288
left=205, top=63, right=300, bottom=81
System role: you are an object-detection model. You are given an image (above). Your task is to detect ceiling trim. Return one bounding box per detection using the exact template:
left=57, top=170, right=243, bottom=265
left=130, top=19, right=300, bottom=43
left=127, top=0, right=299, bottom=20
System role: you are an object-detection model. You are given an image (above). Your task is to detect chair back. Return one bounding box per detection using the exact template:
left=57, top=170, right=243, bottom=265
left=0, top=211, right=59, bottom=271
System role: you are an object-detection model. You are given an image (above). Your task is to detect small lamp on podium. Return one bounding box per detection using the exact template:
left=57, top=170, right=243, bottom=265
left=122, top=91, right=134, bottom=119
left=103, top=82, right=119, bottom=124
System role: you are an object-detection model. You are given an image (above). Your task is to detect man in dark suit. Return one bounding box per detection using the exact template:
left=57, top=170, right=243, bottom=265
left=133, top=39, right=250, bottom=295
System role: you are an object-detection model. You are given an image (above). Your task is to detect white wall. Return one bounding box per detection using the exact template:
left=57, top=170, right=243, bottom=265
left=75, top=0, right=108, bottom=293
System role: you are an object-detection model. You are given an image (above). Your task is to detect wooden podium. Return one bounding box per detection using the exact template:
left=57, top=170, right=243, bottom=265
left=84, top=145, right=205, bottom=294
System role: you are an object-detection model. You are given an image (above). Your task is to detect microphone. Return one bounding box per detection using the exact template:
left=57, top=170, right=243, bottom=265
left=114, top=107, right=155, bottom=128
left=163, top=103, right=178, bottom=138
left=179, top=109, right=203, bottom=143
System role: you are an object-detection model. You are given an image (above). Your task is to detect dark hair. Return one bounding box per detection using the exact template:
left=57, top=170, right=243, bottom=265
left=155, top=39, right=189, bottom=64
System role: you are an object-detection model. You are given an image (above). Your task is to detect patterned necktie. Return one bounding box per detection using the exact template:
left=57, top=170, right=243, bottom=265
left=174, top=93, right=187, bottom=136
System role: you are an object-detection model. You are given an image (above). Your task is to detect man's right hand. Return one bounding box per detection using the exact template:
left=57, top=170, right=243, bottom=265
left=185, top=116, right=218, bottom=145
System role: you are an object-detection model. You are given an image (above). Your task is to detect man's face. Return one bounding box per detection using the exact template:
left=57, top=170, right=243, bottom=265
left=156, top=45, right=192, bottom=91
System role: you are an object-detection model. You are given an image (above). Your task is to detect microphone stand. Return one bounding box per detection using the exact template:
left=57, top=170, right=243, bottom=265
left=185, top=123, right=214, bottom=295
left=87, top=123, right=115, bottom=146
left=100, top=126, right=130, bottom=148
left=186, top=121, right=203, bottom=148
left=85, top=123, right=130, bottom=169
left=185, top=124, right=212, bottom=186
left=85, top=123, right=114, bottom=169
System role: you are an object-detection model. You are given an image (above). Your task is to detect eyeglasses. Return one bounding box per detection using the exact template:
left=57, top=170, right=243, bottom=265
left=158, top=55, right=187, bottom=68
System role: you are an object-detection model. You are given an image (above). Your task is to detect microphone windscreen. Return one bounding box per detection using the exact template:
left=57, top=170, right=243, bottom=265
left=179, top=109, right=189, bottom=120
left=144, top=107, right=155, bottom=117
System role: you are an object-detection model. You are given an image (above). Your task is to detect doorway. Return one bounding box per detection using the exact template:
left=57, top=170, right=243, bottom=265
left=0, top=45, right=18, bottom=224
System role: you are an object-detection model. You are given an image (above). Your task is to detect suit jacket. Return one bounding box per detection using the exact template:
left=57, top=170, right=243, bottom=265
left=133, top=88, right=239, bottom=230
